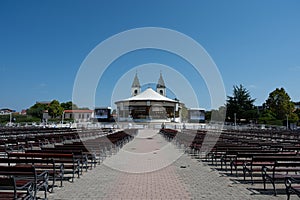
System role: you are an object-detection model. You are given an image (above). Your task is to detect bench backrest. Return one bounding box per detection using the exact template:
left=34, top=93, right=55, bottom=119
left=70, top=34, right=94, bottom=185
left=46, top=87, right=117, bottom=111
left=0, top=157, right=55, bottom=167
left=0, top=176, right=16, bottom=190
left=238, top=151, right=297, bottom=158
left=253, top=156, right=300, bottom=163
left=0, top=164, right=36, bottom=177
left=8, top=152, right=74, bottom=159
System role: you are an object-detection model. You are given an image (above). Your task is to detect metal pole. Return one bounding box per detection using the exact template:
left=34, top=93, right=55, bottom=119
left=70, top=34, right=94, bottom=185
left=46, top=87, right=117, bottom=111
left=174, top=104, right=176, bottom=123
left=286, top=114, right=289, bottom=130
left=61, top=111, right=64, bottom=127
left=9, top=112, right=12, bottom=126
left=234, top=113, right=236, bottom=128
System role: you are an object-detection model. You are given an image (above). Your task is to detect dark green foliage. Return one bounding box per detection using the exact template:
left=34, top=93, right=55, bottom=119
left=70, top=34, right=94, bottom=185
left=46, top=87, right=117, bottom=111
left=294, top=109, right=300, bottom=122
left=0, top=114, right=40, bottom=125
left=27, top=103, right=48, bottom=119
left=226, top=85, right=257, bottom=123
left=265, top=88, right=295, bottom=120
left=259, top=88, right=299, bottom=126
left=48, top=100, right=63, bottom=118
left=61, top=101, right=78, bottom=110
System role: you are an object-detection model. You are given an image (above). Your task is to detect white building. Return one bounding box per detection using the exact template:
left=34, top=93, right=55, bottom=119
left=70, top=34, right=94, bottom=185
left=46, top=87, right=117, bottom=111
left=115, top=73, right=181, bottom=122
left=63, top=110, right=94, bottom=122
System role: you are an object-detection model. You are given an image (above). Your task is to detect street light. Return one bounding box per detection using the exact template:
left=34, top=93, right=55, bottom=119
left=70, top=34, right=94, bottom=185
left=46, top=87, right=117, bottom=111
left=61, top=111, right=65, bottom=127
left=9, top=112, right=12, bottom=126
left=286, top=114, right=289, bottom=130
left=234, top=113, right=237, bottom=128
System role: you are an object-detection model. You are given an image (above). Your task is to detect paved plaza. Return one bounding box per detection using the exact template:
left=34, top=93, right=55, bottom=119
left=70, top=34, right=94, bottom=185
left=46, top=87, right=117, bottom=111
left=48, top=129, right=288, bottom=200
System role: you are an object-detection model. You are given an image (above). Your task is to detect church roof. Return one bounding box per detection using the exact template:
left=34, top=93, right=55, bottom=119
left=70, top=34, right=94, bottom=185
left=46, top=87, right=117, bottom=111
left=156, top=72, right=166, bottom=88
left=131, top=73, right=141, bottom=88
left=116, top=88, right=176, bottom=103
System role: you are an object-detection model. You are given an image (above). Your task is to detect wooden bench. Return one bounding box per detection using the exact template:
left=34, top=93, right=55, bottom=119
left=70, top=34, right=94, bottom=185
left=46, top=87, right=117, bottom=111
left=243, top=155, right=300, bottom=185
left=0, top=157, right=64, bottom=193
left=0, top=165, right=48, bottom=199
left=262, top=156, right=300, bottom=196
left=0, top=176, right=34, bottom=200
left=8, top=152, right=80, bottom=182
left=212, top=146, right=260, bottom=167
left=285, top=177, right=300, bottom=200
left=220, top=149, right=276, bottom=171
left=230, top=151, right=295, bottom=176
left=28, top=148, right=95, bottom=173
left=46, top=145, right=98, bottom=168
left=159, top=128, right=178, bottom=141
left=71, top=139, right=111, bottom=162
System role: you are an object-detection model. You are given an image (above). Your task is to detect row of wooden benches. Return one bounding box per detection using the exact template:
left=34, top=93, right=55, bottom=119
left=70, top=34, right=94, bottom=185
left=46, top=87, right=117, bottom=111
left=0, top=129, right=137, bottom=199
left=225, top=152, right=300, bottom=198
left=0, top=128, right=112, bottom=153
left=161, top=128, right=300, bottom=153
left=160, top=128, right=300, bottom=199
left=0, top=165, right=48, bottom=200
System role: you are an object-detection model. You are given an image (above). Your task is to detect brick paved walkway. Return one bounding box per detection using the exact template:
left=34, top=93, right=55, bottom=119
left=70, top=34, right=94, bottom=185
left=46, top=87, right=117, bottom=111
left=48, top=129, right=287, bottom=200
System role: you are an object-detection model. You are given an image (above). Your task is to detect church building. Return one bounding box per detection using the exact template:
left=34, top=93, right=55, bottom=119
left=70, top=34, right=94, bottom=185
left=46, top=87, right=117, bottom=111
left=115, top=73, right=181, bottom=122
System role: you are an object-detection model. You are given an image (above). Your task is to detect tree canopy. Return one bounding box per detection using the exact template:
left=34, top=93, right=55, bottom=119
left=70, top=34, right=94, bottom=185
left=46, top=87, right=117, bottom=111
left=26, top=103, right=48, bottom=119
left=261, top=88, right=299, bottom=125
left=48, top=100, right=64, bottom=118
left=265, top=88, right=295, bottom=120
left=226, top=85, right=257, bottom=123
left=61, top=101, right=78, bottom=110
left=27, top=100, right=79, bottom=119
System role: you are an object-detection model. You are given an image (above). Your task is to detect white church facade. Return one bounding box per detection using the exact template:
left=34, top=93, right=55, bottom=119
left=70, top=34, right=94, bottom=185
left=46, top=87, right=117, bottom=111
left=115, top=73, right=181, bottom=122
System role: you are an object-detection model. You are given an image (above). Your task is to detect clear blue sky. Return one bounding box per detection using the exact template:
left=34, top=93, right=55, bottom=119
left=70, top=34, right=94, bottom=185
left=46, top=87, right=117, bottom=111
left=1, top=0, right=300, bottom=111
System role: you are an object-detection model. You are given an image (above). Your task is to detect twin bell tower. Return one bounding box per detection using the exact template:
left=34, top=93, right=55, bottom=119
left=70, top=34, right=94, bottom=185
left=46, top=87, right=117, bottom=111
left=131, top=72, right=166, bottom=97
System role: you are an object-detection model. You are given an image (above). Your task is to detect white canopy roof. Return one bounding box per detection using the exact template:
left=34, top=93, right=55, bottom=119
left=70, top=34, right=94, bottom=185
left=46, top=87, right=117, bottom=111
left=116, top=88, right=177, bottom=103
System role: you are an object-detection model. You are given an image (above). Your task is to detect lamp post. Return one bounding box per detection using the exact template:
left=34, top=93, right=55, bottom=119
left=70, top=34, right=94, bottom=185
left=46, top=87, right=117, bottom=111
left=61, top=111, right=65, bottom=127
left=173, top=104, right=176, bottom=123
left=234, top=113, right=237, bottom=128
left=286, top=114, right=289, bottom=130
left=9, top=112, right=12, bottom=126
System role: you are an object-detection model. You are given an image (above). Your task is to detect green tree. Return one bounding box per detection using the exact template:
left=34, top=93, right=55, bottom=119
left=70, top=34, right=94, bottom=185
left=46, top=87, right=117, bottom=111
left=27, top=103, right=48, bottom=119
left=61, top=101, right=78, bottom=110
left=226, top=85, right=256, bottom=123
left=288, top=113, right=299, bottom=124
left=48, top=100, right=63, bottom=118
left=265, top=88, right=295, bottom=120
left=258, top=109, right=279, bottom=125
left=205, top=110, right=212, bottom=122
left=294, top=108, right=300, bottom=124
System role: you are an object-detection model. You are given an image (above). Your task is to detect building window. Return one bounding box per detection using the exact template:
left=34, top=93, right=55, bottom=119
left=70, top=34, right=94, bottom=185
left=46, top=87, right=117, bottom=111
left=160, top=90, right=163, bottom=95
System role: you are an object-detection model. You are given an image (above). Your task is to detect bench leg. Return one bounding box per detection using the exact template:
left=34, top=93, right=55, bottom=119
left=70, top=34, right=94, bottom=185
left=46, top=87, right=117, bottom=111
left=262, top=173, right=266, bottom=189
left=286, top=187, right=291, bottom=200
left=271, top=180, right=277, bottom=196
left=243, top=167, right=246, bottom=181
left=251, top=171, right=254, bottom=185
left=60, top=176, right=63, bottom=187
left=44, top=185, right=48, bottom=200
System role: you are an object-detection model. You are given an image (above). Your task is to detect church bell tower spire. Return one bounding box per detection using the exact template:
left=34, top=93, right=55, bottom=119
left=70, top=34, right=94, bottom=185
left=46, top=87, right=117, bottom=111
left=156, top=72, right=166, bottom=96
left=131, top=72, right=141, bottom=96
